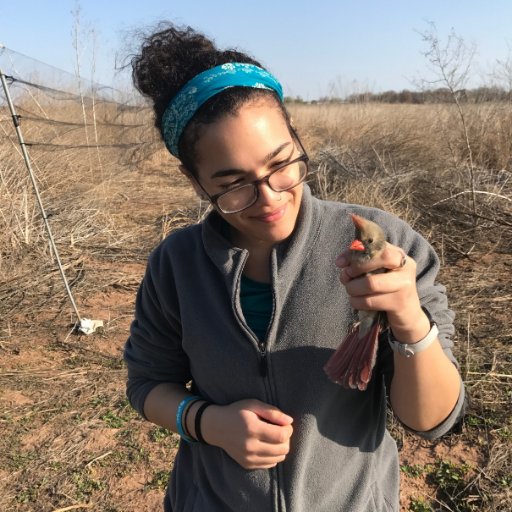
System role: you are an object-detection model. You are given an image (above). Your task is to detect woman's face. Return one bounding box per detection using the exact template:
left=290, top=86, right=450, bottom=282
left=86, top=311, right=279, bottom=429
left=188, top=101, right=304, bottom=249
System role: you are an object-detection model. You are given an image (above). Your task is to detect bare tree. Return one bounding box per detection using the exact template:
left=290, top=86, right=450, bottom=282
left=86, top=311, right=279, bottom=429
left=418, top=22, right=479, bottom=226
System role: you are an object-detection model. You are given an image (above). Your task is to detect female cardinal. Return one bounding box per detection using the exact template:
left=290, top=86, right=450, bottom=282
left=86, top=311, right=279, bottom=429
left=324, top=214, right=388, bottom=390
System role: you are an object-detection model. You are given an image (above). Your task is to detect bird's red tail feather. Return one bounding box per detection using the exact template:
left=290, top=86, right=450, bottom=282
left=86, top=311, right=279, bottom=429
left=324, top=321, right=381, bottom=391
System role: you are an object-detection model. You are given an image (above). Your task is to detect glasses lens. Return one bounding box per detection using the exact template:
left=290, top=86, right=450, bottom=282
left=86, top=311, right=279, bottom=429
left=269, top=159, right=308, bottom=192
left=215, top=157, right=308, bottom=214
left=217, top=184, right=257, bottom=214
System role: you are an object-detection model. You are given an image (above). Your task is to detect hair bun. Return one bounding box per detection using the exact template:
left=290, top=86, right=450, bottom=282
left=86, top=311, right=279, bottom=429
left=131, top=22, right=262, bottom=128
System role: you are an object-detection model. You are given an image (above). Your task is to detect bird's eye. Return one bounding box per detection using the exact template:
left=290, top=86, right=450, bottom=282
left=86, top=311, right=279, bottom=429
left=368, top=238, right=373, bottom=244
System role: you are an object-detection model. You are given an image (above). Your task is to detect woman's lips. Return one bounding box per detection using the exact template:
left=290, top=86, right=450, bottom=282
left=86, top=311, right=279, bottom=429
left=253, top=204, right=287, bottom=223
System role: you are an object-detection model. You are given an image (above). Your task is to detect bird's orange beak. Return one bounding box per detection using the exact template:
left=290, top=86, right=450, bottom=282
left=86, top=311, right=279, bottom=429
left=350, top=239, right=365, bottom=251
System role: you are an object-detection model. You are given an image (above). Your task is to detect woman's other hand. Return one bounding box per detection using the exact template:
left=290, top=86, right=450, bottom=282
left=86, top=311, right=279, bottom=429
left=201, top=399, right=293, bottom=470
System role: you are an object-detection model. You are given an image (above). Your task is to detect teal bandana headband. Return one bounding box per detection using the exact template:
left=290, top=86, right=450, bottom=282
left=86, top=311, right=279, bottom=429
left=161, top=63, right=284, bottom=158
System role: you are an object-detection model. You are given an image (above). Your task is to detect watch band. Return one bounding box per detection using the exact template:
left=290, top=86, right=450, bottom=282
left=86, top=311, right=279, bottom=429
left=388, top=322, right=439, bottom=358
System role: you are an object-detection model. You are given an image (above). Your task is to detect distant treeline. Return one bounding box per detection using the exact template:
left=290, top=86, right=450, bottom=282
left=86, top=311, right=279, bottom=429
left=285, top=86, right=512, bottom=104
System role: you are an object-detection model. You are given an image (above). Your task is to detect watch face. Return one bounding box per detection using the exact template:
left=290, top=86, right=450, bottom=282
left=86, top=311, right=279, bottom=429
left=388, top=323, right=439, bottom=357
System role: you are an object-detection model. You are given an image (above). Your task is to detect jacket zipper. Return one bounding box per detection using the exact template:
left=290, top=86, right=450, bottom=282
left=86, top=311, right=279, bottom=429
left=234, top=252, right=281, bottom=510
left=258, top=341, right=268, bottom=377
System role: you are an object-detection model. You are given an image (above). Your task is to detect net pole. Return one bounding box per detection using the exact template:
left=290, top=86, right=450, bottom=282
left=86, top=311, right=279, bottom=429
left=0, top=68, right=82, bottom=324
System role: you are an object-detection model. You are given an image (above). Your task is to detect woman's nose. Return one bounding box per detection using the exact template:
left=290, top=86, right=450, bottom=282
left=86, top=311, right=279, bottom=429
left=256, top=180, right=282, bottom=203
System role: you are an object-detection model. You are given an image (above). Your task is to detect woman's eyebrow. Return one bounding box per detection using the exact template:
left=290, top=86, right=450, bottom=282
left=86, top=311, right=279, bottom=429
left=262, top=141, right=292, bottom=165
left=211, top=141, right=292, bottom=179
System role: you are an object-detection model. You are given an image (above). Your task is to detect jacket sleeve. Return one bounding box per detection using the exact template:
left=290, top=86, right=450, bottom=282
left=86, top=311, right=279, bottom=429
left=123, top=244, right=191, bottom=419
left=375, top=212, right=467, bottom=440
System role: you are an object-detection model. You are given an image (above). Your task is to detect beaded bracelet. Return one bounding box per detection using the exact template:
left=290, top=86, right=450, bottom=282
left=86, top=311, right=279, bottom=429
left=176, top=396, right=201, bottom=443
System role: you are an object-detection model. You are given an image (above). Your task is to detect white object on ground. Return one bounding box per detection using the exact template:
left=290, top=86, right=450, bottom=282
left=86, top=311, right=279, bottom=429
left=78, top=318, right=104, bottom=335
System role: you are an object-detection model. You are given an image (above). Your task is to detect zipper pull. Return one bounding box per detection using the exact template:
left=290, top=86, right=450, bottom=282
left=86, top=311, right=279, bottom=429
left=258, top=342, right=268, bottom=377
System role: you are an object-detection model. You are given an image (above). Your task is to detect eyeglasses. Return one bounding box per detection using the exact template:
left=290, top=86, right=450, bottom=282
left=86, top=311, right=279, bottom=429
left=199, top=130, right=309, bottom=214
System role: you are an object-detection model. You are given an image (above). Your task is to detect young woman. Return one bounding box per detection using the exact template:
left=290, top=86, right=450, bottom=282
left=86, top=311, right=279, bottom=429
left=124, top=23, right=466, bottom=512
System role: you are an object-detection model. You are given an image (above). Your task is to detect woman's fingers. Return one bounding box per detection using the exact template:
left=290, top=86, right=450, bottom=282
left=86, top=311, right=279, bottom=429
left=336, top=239, right=426, bottom=335
left=336, top=243, right=420, bottom=315
left=243, top=454, right=287, bottom=470
left=245, top=436, right=290, bottom=460
left=256, top=421, right=293, bottom=445
left=237, top=419, right=292, bottom=469
left=248, top=400, right=294, bottom=426
left=395, top=248, right=408, bottom=269
left=337, top=243, right=412, bottom=278
left=206, top=399, right=293, bottom=470
left=345, top=272, right=417, bottom=311
left=344, top=268, right=415, bottom=297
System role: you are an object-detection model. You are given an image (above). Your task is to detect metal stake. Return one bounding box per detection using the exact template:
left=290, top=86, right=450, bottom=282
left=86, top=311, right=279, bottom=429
left=0, top=68, right=82, bottom=324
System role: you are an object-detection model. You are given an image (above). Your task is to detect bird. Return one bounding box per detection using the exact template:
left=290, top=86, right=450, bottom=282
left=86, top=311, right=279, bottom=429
left=324, top=213, right=388, bottom=391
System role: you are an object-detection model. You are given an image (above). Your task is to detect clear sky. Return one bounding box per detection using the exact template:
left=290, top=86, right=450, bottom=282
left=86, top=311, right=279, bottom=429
left=1, top=0, right=511, bottom=100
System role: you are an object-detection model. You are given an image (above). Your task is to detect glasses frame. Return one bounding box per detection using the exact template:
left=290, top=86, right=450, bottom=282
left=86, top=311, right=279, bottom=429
left=195, top=127, right=310, bottom=214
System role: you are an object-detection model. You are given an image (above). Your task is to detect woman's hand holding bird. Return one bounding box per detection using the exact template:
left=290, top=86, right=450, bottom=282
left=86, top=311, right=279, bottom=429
left=336, top=241, right=429, bottom=342
left=324, top=214, right=432, bottom=390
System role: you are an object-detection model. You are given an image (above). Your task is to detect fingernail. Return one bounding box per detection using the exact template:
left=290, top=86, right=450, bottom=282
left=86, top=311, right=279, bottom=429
left=344, top=267, right=356, bottom=279
left=336, top=255, right=346, bottom=267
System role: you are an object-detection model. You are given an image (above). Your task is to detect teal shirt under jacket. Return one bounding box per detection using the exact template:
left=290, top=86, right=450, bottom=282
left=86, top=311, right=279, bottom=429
left=240, top=275, right=273, bottom=342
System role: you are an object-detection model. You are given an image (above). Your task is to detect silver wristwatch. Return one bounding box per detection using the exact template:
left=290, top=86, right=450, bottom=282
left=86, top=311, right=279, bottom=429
left=387, top=322, right=439, bottom=358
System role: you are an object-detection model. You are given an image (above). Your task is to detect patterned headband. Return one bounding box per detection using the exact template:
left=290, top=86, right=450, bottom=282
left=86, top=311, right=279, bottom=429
left=161, top=63, right=284, bottom=158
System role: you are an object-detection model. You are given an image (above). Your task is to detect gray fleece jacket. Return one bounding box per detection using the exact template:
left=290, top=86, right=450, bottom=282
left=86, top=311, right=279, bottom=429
left=124, top=185, right=465, bottom=512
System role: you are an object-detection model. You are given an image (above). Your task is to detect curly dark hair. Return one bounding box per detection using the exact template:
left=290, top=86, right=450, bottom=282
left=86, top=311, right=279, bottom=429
left=130, top=22, right=292, bottom=172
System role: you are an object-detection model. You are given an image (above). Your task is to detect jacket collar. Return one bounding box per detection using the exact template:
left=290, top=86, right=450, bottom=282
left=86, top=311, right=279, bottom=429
left=201, top=184, right=321, bottom=297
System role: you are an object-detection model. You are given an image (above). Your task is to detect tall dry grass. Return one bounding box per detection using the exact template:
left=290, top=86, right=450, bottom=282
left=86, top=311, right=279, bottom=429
left=291, top=102, right=512, bottom=171
left=290, top=102, right=511, bottom=256
left=1, top=97, right=511, bottom=325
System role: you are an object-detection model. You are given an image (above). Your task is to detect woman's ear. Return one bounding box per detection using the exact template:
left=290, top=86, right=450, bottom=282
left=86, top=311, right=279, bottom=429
left=178, top=165, right=209, bottom=201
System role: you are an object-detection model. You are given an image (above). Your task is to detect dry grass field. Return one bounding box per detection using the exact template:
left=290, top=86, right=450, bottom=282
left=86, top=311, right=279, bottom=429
left=0, top=91, right=511, bottom=511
